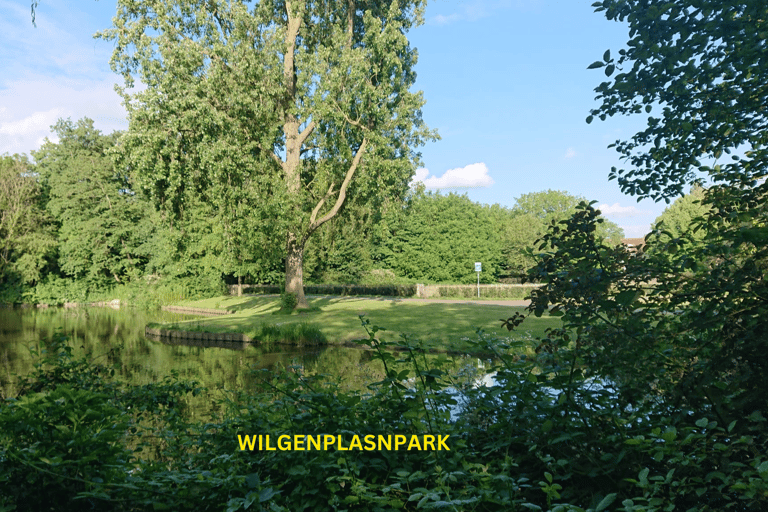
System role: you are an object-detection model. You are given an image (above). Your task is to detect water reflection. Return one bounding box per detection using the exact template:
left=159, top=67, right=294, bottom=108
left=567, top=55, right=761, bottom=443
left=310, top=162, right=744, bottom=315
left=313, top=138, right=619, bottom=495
left=0, top=307, right=385, bottom=409
left=1, top=306, right=501, bottom=421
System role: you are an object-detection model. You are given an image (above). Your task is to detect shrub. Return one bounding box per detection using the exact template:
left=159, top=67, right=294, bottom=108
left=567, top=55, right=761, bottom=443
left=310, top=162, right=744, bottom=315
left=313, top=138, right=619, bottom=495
left=279, top=292, right=298, bottom=311
left=256, top=322, right=327, bottom=347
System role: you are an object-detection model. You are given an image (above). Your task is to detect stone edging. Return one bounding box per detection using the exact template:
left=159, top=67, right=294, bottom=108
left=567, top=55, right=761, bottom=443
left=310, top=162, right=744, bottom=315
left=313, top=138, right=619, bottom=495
left=145, top=326, right=253, bottom=343
left=160, top=306, right=234, bottom=316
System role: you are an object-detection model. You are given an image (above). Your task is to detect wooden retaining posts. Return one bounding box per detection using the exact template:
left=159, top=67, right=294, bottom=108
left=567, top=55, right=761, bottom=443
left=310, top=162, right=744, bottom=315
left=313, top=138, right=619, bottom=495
left=160, top=306, right=234, bottom=316
left=144, top=326, right=254, bottom=348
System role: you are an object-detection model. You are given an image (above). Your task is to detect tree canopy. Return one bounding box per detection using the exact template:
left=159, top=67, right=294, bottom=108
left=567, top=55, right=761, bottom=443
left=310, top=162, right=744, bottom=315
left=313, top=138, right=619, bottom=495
left=587, top=0, right=768, bottom=202
left=648, top=184, right=710, bottom=255
left=379, top=191, right=503, bottom=284
left=98, top=0, right=436, bottom=308
left=500, top=189, right=623, bottom=278
left=31, top=119, right=154, bottom=290
left=0, top=154, right=56, bottom=299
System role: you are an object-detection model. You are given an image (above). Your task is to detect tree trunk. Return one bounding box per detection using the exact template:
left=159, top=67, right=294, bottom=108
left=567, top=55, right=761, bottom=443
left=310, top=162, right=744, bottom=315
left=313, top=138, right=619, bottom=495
left=285, top=231, right=309, bottom=309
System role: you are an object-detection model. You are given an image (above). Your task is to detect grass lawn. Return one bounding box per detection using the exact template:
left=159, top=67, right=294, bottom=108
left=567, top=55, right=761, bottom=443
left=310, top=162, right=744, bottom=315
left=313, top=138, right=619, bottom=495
left=162, top=295, right=560, bottom=353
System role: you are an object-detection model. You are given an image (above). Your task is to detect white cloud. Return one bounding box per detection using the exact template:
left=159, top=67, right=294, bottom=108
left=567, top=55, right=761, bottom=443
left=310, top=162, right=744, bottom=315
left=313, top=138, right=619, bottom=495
left=620, top=224, right=653, bottom=238
left=0, top=108, right=68, bottom=137
left=429, top=0, right=540, bottom=25
left=413, top=163, right=495, bottom=189
left=0, top=76, right=127, bottom=155
left=434, top=13, right=461, bottom=25
left=597, top=203, right=652, bottom=218
left=564, top=147, right=576, bottom=158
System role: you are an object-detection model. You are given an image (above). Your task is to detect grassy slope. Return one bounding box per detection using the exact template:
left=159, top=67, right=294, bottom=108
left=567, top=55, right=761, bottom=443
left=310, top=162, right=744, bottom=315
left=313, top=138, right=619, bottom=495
left=165, top=295, right=559, bottom=352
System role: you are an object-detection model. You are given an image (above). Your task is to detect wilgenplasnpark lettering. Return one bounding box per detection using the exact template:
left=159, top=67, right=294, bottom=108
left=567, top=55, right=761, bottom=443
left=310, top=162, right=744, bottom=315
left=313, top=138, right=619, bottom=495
left=237, top=434, right=450, bottom=452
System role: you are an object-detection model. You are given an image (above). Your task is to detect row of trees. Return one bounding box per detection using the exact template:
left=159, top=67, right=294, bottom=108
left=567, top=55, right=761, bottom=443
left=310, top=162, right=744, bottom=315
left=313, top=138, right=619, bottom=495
left=0, top=120, right=626, bottom=302
left=305, top=187, right=625, bottom=285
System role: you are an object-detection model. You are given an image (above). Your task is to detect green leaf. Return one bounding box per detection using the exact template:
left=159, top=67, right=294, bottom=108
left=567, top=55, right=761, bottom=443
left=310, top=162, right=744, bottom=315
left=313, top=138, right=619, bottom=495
left=695, top=418, right=708, bottom=428
left=595, top=493, right=617, bottom=512
left=661, top=428, right=677, bottom=442
left=605, top=64, right=615, bottom=76
left=615, top=289, right=637, bottom=306
left=259, top=488, right=278, bottom=503
left=603, top=49, right=611, bottom=61
left=588, top=61, right=605, bottom=69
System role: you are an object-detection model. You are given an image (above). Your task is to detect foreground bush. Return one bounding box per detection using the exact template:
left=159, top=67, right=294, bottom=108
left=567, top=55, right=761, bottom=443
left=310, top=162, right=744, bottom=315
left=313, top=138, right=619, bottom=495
left=2, top=310, right=767, bottom=511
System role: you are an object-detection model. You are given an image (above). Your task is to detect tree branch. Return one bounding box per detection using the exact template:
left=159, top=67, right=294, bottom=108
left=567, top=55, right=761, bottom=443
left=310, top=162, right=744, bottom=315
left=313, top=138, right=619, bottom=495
left=309, top=182, right=335, bottom=226
left=307, top=138, right=368, bottom=234
left=298, top=121, right=316, bottom=147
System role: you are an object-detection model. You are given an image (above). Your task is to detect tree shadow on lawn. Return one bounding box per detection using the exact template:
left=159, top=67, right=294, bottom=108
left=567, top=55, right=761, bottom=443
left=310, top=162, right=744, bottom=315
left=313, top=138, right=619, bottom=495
left=186, top=297, right=554, bottom=350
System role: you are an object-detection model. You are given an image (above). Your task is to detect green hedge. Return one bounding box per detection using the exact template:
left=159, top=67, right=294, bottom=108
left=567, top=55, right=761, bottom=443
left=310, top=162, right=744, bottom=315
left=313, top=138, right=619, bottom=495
left=304, top=283, right=417, bottom=297
left=429, top=284, right=538, bottom=299
left=231, top=283, right=418, bottom=297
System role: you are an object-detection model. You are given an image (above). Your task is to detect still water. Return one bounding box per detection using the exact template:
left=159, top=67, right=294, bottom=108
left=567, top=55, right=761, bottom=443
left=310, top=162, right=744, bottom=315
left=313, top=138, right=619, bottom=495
left=0, top=306, right=384, bottom=417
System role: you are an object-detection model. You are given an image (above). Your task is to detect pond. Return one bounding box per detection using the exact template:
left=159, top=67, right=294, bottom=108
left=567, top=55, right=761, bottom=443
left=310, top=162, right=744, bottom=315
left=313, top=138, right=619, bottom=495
left=0, top=305, right=390, bottom=418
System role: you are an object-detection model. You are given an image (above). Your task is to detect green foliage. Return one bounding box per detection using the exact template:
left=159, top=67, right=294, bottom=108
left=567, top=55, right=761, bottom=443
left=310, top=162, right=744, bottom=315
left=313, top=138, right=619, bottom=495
left=31, top=119, right=152, bottom=289
left=279, top=292, right=298, bottom=312
left=0, top=384, right=131, bottom=510
left=1, top=334, right=205, bottom=511
left=498, top=190, right=624, bottom=279
left=305, top=283, right=418, bottom=297
left=7, top=310, right=767, bottom=511
left=431, top=284, right=535, bottom=300
left=98, top=0, right=436, bottom=308
left=585, top=0, right=768, bottom=416
left=647, top=184, right=711, bottom=261
left=380, top=191, right=504, bottom=283
left=0, top=153, right=57, bottom=300
left=358, top=268, right=414, bottom=286
left=255, top=322, right=327, bottom=347
left=589, top=0, right=768, bottom=202
left=508, top=200, right=768, bottom=510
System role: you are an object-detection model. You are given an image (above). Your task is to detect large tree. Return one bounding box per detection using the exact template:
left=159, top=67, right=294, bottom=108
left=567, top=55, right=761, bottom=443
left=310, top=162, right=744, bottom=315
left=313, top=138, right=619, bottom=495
left=380, top=191, right=503, bottom=283
left=99, top=0, right=435, bottom=308
left=32, top=118, right=153, bottom=289
left=0, top=154, right=56, bottom=297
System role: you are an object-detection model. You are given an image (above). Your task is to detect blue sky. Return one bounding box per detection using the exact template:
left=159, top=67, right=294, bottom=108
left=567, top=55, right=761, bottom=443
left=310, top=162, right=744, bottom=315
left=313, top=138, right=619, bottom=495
left=1, top=0, right=670, bottom=237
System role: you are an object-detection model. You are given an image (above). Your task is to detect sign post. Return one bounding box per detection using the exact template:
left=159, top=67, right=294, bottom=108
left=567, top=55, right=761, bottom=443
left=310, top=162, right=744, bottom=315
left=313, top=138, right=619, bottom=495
left=474, top=262, right=482, bottom=298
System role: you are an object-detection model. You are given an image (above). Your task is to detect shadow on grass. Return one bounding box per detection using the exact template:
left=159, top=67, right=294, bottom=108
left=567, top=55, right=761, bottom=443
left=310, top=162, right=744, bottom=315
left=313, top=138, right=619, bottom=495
left=169, top=295, right=557, bottom=353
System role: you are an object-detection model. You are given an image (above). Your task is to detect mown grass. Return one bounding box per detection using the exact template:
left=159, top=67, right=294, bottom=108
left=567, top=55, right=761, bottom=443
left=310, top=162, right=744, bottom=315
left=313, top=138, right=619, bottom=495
left=163, top=295, right=560, bottom=353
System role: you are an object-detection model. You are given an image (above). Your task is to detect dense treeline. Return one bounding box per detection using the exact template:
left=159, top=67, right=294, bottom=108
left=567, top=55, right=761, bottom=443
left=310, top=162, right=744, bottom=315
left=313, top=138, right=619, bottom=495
left=0, top=123, right=623, bottom=304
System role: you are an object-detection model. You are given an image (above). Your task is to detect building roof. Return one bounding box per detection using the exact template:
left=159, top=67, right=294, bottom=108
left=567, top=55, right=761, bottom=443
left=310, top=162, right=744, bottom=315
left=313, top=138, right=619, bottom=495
left=621, top=237, right=646, bottom=252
